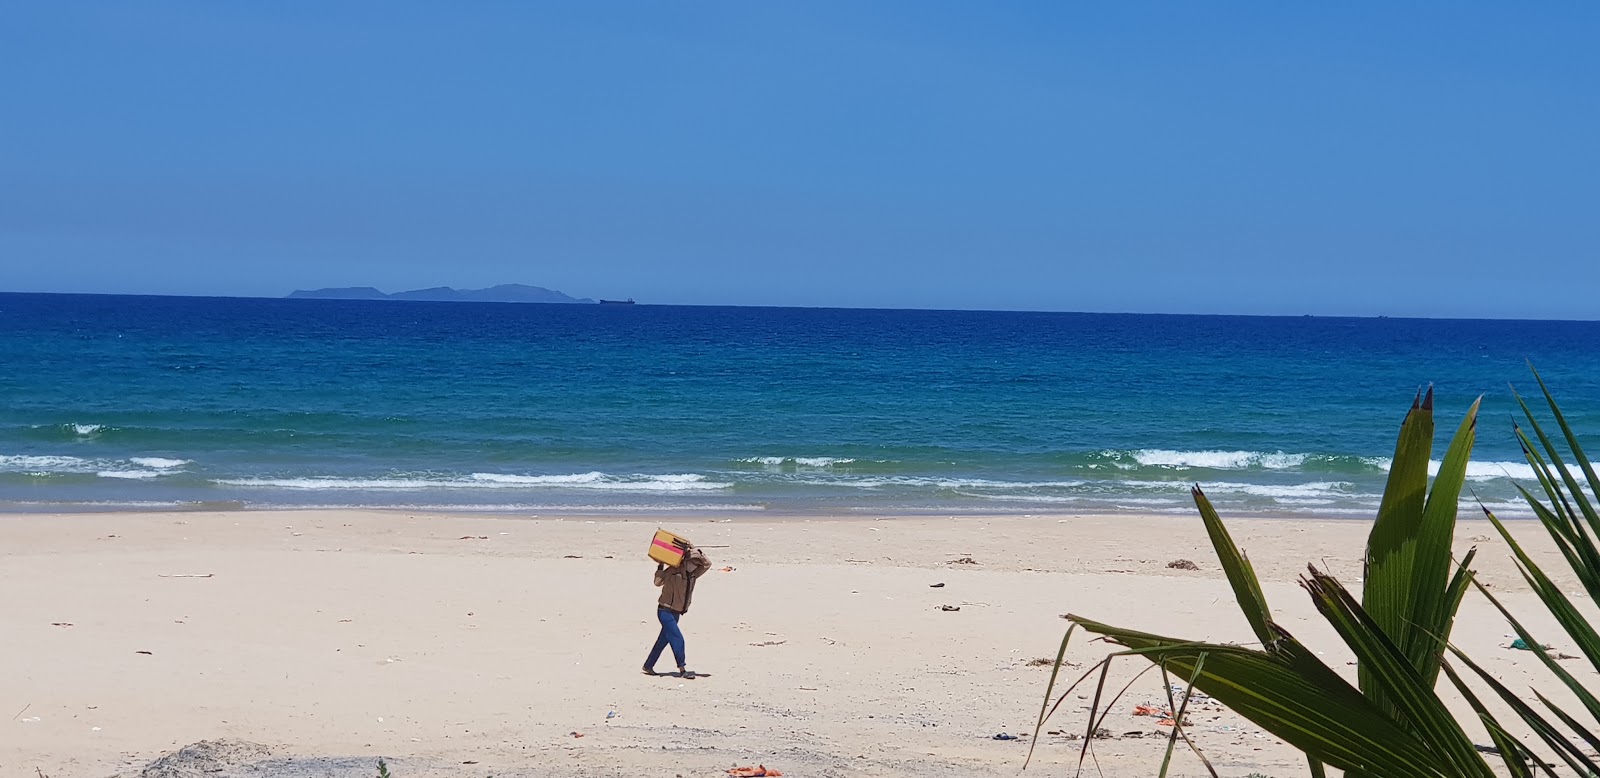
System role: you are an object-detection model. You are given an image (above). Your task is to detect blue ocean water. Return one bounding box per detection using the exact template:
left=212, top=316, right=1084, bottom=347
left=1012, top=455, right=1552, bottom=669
left=2, top=292, right=1598, bottom=517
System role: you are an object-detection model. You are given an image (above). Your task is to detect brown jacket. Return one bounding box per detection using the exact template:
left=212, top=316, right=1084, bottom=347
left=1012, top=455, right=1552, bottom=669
left=655, top=548, right=710, bottom=614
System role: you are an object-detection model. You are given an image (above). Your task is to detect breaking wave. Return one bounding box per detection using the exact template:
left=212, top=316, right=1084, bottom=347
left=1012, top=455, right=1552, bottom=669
left=1, top=453, right=189, bottom=479
left=1125, top=449, right=1310, bottom=470
left=737, top=456, right=859, bottom=468
left=212, top=472, right=732, bottom=492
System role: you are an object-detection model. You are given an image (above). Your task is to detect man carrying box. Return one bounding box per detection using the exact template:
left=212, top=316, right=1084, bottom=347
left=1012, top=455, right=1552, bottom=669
left=643, top=539, right=711, bottom=678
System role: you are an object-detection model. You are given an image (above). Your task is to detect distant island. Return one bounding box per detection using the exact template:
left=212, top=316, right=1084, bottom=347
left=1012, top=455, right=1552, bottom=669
left=286, top=284, right=599, bottom=304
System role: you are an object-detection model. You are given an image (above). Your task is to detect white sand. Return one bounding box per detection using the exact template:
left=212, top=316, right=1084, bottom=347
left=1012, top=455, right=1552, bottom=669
left=2, top=510, right=1589, bottom=776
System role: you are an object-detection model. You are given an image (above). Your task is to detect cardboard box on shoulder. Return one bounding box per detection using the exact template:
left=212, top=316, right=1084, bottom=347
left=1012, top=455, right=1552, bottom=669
left=648, top=528, right=691, bottom=567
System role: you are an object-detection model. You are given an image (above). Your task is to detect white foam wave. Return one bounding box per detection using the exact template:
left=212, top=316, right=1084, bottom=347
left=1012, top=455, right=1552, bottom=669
left=213, top=472, right=732, bottom=492
left=1369, top=457, right=1549, bottom=482
left=1107, top=497, right=1188, bottom=506
left=470, top=472, right=606, bottom=485
left=1465, top=461, right=1541, bottom=480
left=1, top=454, right=95, bottom=472
left=794, top=475, right=1087, bottom=490
left=739, top=456, right=857, bottom=468
left=3, top=453, right=190, bottom=477
left=1130, top=450, right=1309, bottom=470
left=1201, top=481, right=1354, bottom=499
left=214, top=477, right=439, bottom=490
left=69, top=424, right=105, bottom=436
left=129, top=457, right=189, bottom=470
left=785, top=474, right=1358, bottom=506
left=97, top=470, right=161, bottom=480
left=296, top=503, right=769, bottom=513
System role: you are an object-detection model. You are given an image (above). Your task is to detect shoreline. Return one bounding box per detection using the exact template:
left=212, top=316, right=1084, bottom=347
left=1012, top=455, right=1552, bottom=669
left=4, top=508, right=1587, bottom=776
left=0, top=501, right=1544, bottom=522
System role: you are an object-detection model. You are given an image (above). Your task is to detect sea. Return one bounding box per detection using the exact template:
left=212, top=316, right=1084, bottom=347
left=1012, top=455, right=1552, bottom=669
left=2, top=292, right=1598, bottom=519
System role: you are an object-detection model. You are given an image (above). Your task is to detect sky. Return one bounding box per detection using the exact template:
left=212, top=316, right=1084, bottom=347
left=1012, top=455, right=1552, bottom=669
left=2, top=3, right=1597, bottom=317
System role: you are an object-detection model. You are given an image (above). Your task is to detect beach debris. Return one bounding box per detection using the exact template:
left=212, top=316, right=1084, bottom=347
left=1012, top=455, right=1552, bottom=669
left=727, top=767, right=783, bottom=777
left=938, top=604, right=961, bottom=612
left=135, top=650, right=153, bottom=655
left=992, top=732, right=1020, bottom=741
left=20, top=716, right=41, bottom=723
left=1133, top=704, right=1190, bottom=726
left=135, top=740, right=274, bottom=776
left=1166, top=559, right=1200, bottom=571
left=1135, top=704, right=1191, bottom=726
left=1504, top=639, right=1576, bottom=659
left=929, top=582, right=946, bottom=588
left=947, top=556, right=978, bottom=565
left=460, top=536, right=488, bottom=540
left=606, top=710, right=617, bottom=719
left=1054, top=728, right=1116, bottom=740
left=749, top=640, right=786, bottom=647
left=720, top=566, right=736, bottom=572
left=563, top=554, right=582, bottom=559
left=570, top=731, right=584, bottom=738
left=51, top=622, right=73, bottom=627
left=1025, top=657, right=1055, bottom=667
left=1168, top=684, right=1214, bottom=704
left=13, top=704, right=31, bottom=721
left=158, top=573, right=214, bottom=578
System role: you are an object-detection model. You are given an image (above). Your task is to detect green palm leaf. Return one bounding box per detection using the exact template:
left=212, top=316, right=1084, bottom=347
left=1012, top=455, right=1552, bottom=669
left=1363, top=389, right=1480, bottom=707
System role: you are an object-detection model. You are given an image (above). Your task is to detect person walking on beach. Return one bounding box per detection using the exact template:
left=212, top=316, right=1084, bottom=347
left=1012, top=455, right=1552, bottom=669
left=644, top=544, right=710, bottom=678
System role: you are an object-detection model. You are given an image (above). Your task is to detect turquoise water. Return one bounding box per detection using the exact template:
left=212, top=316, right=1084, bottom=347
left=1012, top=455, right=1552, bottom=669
left=3, top=293, right=1599, bottom=517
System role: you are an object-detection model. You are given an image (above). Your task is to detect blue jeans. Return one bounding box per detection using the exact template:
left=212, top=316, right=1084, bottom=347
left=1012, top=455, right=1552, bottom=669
left=646, top=607, right=686, bottom=670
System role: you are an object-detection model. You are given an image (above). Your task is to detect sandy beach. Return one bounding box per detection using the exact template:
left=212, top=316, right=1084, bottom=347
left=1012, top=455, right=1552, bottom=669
left=3, top=509, right=1590, bottom=777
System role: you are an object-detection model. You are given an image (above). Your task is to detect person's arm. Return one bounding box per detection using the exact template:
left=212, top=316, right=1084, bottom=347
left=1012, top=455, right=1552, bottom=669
left=654, top=562, right=667, bottom=587
left=688, top=549, right=711, bottom=579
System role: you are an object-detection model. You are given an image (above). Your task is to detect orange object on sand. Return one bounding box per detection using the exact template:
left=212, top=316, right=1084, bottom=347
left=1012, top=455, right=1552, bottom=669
left=728, top=767, right=782, bottom=777
left=1132, top=704, right=1160, bottom=716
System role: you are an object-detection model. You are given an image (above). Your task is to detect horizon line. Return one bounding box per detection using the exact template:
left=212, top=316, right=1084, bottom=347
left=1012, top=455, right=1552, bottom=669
left=0, top=289, right=1595, bottom=324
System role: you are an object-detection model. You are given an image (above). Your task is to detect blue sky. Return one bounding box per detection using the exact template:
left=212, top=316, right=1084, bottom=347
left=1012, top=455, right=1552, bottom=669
left=2, top=3, right=1597, bottom=317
